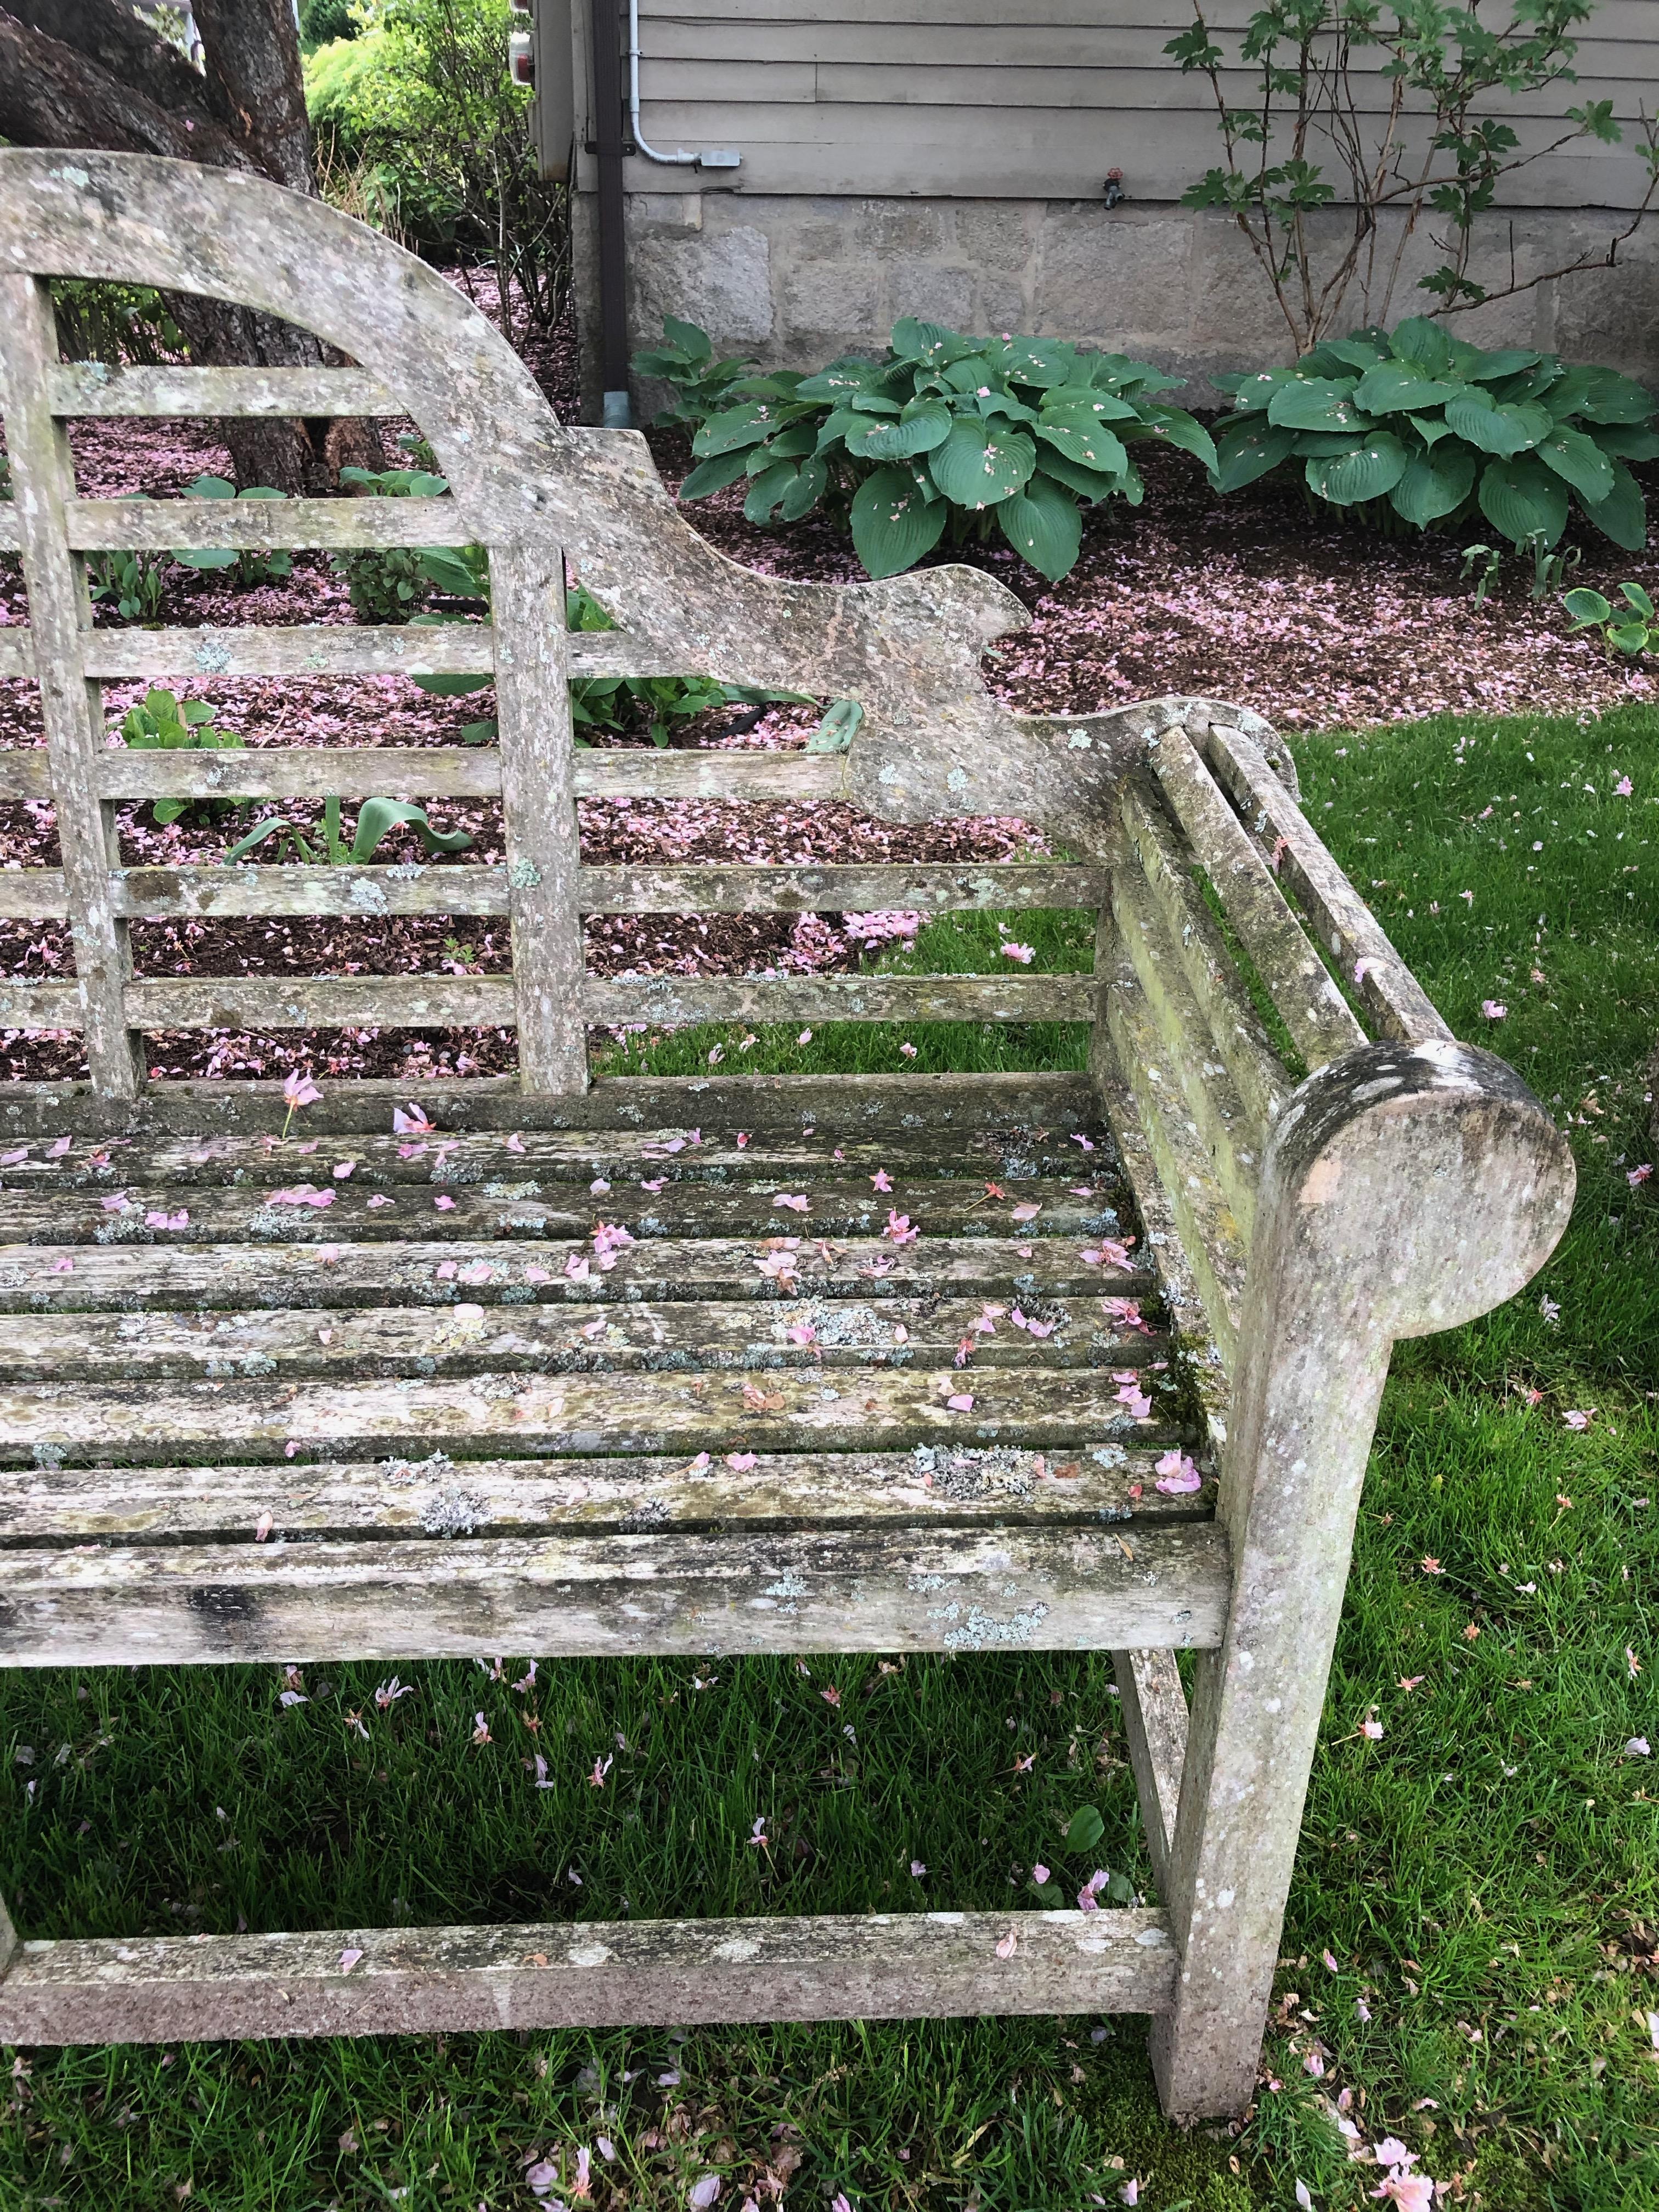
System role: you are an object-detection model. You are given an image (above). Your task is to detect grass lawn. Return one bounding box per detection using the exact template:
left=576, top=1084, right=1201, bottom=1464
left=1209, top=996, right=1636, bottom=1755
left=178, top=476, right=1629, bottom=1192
left=0, top=706, right=1655, bottom=2212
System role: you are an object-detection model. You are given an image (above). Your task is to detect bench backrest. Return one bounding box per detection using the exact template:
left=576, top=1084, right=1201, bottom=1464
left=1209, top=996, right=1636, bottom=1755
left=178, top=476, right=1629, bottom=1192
left=0, top=149, right=1224, bottom=1109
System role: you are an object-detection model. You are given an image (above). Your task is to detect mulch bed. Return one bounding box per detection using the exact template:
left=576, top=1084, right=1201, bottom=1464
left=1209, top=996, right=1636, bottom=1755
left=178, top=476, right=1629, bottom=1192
left=2, top=286, right=1655, bottom=1086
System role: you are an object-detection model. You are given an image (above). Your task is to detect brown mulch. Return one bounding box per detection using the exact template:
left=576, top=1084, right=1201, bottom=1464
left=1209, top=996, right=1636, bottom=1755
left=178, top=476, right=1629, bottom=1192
left=3, top=289, right=1655, bottom=1087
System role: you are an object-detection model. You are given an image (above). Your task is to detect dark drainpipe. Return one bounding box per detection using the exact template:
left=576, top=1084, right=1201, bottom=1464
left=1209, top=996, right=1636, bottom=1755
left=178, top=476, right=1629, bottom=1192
left=590, top=0, right=633, bottom=426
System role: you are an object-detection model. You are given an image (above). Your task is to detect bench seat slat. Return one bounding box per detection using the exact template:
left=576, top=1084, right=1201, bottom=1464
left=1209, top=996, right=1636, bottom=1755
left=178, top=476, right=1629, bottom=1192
left=0, top=1236, right=1152, bottom=1314
left=0, top=1173, right=1125, bottom=1245
left=0, top=1299, right=1163, bottom=1384
left=0, top=1906, right=1178, bottom=2045
left=0, top=1362, right=1177, bottom=1465
left=0, top=1444, right=1207, bottom=1543
left=3, top=1124, right=1120, bottom=1189
left=0, top=1520, right=1229, bottom=1664
left=0, top=1068, right=1102, bottom=1139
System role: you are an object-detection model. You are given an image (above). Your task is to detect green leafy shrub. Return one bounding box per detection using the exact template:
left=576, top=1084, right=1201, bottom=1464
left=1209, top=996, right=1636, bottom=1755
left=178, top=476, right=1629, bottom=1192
left=119, top=687, right=247, bottom=828
left=88, top=499, right=169, bottom=625
left=407, top=556, right=810, bottom=747
left=224, top=793, right=472, bottom=867
left=1211, top=318, right=1659, bottom=549
left=50, top=280, right=184, bottom=366
left=332, top=463, right=450, bottom=622
left=1564, top=580, right=1656, bottom=655
left=172, top=475, right=294, bottom=588
left=632, top=315, right=760, bottom=430
left=652, top=317, right=1215, bottom=583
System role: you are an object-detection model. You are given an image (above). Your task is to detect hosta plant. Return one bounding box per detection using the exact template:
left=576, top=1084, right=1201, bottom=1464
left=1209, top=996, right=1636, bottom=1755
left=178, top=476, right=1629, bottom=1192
left=663, top=317, right=1216, bottom=583
left=223, top=794, right=471, bottom=867
left=1212, top=318, right=1659, bottom=550
left=118, top=686, right=247, bottom=828
left=409, top=561, right=810, bottom=747
left=171, top=473, right=293, bottom=587
left=1564, top=581, right=1656, bottom=656
left=632, top=315, right=759, bottom=431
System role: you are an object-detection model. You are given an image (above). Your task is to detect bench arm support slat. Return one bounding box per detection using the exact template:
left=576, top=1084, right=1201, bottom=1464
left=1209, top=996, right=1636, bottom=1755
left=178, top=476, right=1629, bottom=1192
left=1150, top=1039, right=1574, bottom=2120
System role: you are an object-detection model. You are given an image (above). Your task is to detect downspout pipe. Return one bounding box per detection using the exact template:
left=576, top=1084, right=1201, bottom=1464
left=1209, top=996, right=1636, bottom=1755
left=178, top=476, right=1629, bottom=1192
left=589, top=0, right=633, bottom=426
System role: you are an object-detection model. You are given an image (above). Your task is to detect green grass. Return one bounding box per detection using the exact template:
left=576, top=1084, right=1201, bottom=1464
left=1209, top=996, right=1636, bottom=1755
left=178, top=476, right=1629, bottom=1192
left=2, top=709, right=1656, bottom=2210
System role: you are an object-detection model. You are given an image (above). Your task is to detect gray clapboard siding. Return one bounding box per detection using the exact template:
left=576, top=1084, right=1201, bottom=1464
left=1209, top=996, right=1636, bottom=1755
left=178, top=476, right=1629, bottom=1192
left=603, top=0, right=1659, bottom=203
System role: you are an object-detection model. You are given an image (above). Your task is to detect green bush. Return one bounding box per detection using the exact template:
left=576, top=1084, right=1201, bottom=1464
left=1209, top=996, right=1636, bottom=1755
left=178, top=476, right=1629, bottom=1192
left=645, top=317, right=1216, bottom=583
left=331, top=463, right=449, bottom=622
left=304, top=0, right=567, bottom=336
left=1211, top=317, right=1659, bottom=549
left=118, top=687, right=247, bottom=828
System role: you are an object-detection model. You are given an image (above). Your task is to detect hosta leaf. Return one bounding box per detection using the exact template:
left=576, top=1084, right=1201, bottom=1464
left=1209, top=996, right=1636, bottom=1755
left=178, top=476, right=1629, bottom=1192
left=997, top=472, right=1083, bottom=582
left=1305, top=430, right=1408, bottom=505
left=1563, top=587, right=1613, bottom=627
left=849, top=392, right=904, bottom=417
left=1353, top=359, right=1460, bottom=414
left=1556, top=365, right=1656, bottom=425
left=998, top=339, right=1076, bottom=388
left=1536, top=424, right=1616, bottom=505
left=927, top=416, right=1036, bottom=506
left=1443, top=394, right=1551, bottom=455
left=1136, top=405, right=1218, bottom=469
left=1266, top=377, right=1365, bottom=432
left=889, top=319, right=979, bottom=366
left=1407, top=411, right=1454, bottom=447
left=677, top=447, right=751, bottom=500
left=662, top=314, right=712, bottom=362
left=1388, top=445, right=1477, bottom=527
left=1035, top=408, right=1128, bottom=473
left=1031, top=449, right=1125, bottom=502
left=1224, top=366, right=1299, bottom=415
left=793, top=358, right=883, bottom=402
left=849, top=465, right=949, bottom=577
left=1580, top=458, right=1646, bottom=551
left=1590, top=424, right=1659, bottom=460
left=850, top=400, right=953, bottom=460
left=743, top=460, right=799, bottom=524
left=1211, top=421, right=1295, bottom=492
left=1293, top=432, right=1364, bottom=458
left=692, top=401, right=786, bottom=457
left=1389, top=317, right=1454, bottom=377
left=1322, top=336, right=1390, bottom=371
left=1465, top=347, right=1544, bottom=382
left=1479, top=455, right=1570, bottom=547
left=780, top=455, right=827, bottom=521
left=1040, top=385, right=1139, bottom=420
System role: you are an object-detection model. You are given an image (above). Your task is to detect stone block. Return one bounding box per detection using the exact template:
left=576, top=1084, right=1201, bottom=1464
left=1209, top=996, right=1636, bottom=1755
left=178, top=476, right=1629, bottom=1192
left=977, top=275, right=1031, bottom=338
left=851, top=200, right=948, bottom=257
left=955, top=202, right=1039, bottom=275
left=630, top=194, right=703, bottom=234
left=886, top=260, right=977, bottom=329
left=1036, top=207, right=1192, bottom=347
left=630, top=223, right=774, bottom=347
left=776, top=261, right=881, bottom=351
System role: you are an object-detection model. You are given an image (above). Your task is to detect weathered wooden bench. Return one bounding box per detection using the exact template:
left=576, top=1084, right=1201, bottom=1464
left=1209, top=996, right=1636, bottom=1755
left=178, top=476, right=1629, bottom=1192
left=0, top=152, right=1573, bottom=2119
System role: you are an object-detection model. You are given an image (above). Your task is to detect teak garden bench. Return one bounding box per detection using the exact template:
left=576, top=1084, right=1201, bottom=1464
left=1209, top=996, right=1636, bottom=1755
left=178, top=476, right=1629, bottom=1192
left=0, top=152, right=1574, bottom=2120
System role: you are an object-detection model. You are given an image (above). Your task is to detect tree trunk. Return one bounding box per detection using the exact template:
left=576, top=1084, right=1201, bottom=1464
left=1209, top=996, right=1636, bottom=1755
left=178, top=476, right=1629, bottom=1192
left=0, top=1, right=384, bottom=492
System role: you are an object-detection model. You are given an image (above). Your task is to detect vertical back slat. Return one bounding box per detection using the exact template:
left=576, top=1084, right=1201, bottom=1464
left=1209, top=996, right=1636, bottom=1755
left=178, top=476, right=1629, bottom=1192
left=489, top=544, right=589, bottom=1092
left=0, top=275, right=142, bottom=1097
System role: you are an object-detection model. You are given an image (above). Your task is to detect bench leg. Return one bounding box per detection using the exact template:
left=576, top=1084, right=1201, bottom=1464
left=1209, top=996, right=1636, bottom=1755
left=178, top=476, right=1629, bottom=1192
left=1148, top=1351, right=1389, bottom=2120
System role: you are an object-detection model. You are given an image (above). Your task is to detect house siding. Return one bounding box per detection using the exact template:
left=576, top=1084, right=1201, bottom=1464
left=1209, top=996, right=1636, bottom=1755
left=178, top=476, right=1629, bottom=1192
left=543, top=3, right=1659, bottom=418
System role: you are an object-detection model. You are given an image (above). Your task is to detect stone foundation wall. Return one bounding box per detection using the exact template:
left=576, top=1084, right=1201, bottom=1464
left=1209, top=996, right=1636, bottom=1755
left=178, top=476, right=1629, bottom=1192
left=570, top=191, right=1659, bottom=424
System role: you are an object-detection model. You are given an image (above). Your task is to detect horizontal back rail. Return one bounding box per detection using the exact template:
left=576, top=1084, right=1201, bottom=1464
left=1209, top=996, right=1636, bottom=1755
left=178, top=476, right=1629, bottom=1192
left=0, top=970, right=1099, bottom=1036
left=48, top=363, right=403, bottom=417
